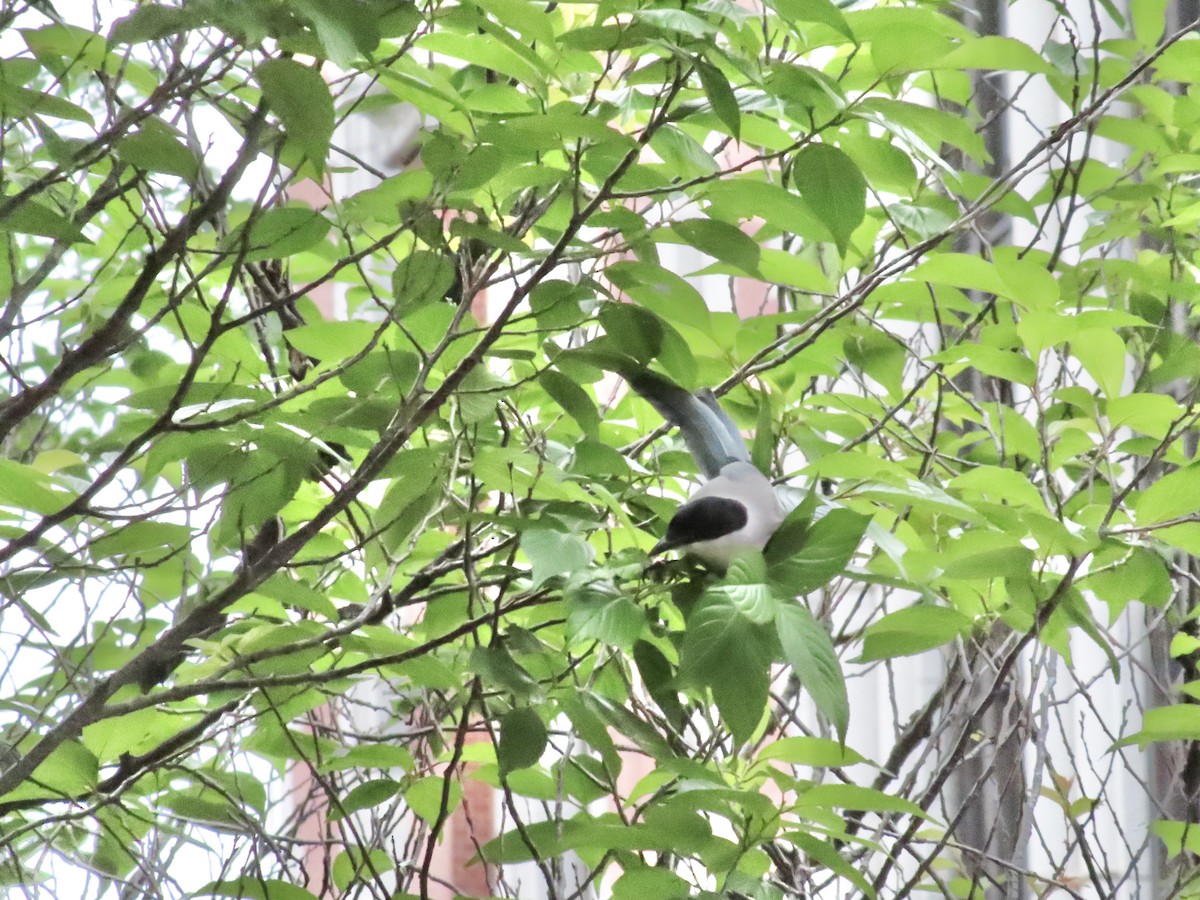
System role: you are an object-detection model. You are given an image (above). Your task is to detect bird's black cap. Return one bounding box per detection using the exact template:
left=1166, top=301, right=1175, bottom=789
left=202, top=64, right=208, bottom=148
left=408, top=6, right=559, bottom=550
left=650, top=495, right=749, bottom=555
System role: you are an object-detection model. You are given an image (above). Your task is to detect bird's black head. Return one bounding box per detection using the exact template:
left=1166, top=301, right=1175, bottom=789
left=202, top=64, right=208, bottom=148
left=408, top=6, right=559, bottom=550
left=650, top=495, right=749, bottom=555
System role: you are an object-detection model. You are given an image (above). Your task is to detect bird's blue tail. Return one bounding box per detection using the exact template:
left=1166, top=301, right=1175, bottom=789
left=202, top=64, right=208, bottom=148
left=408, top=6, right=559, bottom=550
left=627, top=371, right=751, bottom=479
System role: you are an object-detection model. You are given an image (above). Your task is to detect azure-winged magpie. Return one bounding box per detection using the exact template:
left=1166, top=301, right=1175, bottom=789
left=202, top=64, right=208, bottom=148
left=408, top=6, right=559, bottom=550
left=628, top=371, right=784, bottom=570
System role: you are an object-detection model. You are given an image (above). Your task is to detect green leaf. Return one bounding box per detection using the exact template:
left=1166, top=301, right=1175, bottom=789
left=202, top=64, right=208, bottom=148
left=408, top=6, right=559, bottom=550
left=447, top=144, right=507, bottom=194
left=704, top=178, right=833, bottom=244
left=469, top=0, right=555, bottom=43
left=670, top=217, right=761, bottom=275
left=759, top=736, right=866, bottom=767
left=1131, top=0, right=1169, bottom=46
left=392, top=249, right=456, bottom=310
left=796, top=142, right=864, bottom=254
left=797, top=783, right=926, bottom=818
left=115, top=118, right=198, bottom=178
left=404, top=775, right=463, bottom=824
left=83, top=707, right=201, bottom=762
left=285, top=320, right=379, bottom=362
left=294, top=0, right=381, bottom=66
left=858, top=97, right=989, bottom=165
left=417, top=32, right=544, bottom=86
left=597, top=302, right=664, bottom=363
left=948, top=466, right=1046, bottom=510
left=633, top=640, right=686, bottom=729
left=768, top=507, right=870, bottom=596
left=470, top=646, right=541, bottom=700
left=89, top=521, right=193, bottom=560
left=540, top=370, right=600, bottom=438
left=0, top=740, right=98, bottom=803
left=1118, top=705, right=1200, bottom=748
left=679, top=596, right=771, bottom=743
left=927, top=344, right=1038, bottom=386
left=1070, top=329, right=1126, bottom=398
left=908, top=253, right=1008, bottom=297
left=1107, top=393, right=1184, bottom=439
left=330, top=778, right=401, bottom=821
left=0, top=458, right=73, bottom=514
left=859, top=606, right=974, bottom=662
left=521, top=529, right=594, bottom=586
left=612, top=867, right=693, bottom=900
left=1081, top=549, right=1172, bottom=616
left=768, top=0, right=855, bottom=40
left=567, top=583, right=646, bottom=647
left=837, top=133, right=918, bottom=195
left=0, top=83, right=94, bottom=124
left=109, top=4, right=201, bottom=43
left=498, top=707, right=548, bottom=774
left=531, top=279, right=591, bottom=330
left=937, top=36, right=1057, bottom=76
left=649, top=125, right=717, bottom=177
left=23, top=23, right=108, bottom=69
left=256, top=574, right=339, bottom=619
left=709, top=553, right=779, bottom=624
left=606, top=260, right=711, bottom=334
left=940, top=545, right=1036, bottom=580
left=776, top=604, right=849, bottom=742
left=255, top=59, right=335, bottom=173
left=635, top=8, right=717, bottom=36
left=1135, top=464, right=1200, bottom=526
left=696, top=60, right=740, bottom=140
left=871, top=23, right=952, bottom=75
left=0, top=196, right=88, bottom=243
left=375, top=447, right=443, bottom=550
left=237, top=206, right=331, bottom=261
left=582, top=694, right=675, bottom=761
left=785, top=831, right=877, bottom=898
left=1153, top=820, right=1200, bottom=860
left=332, top=849, right=394, bottom=892
left=559, top=698, right=621, bottom=775
left=757, top=248, right=835, bottom=294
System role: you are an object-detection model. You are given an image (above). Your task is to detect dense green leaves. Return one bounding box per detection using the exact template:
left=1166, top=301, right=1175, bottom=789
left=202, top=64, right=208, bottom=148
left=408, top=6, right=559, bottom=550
left=0, top=0, right=1195, bottom=897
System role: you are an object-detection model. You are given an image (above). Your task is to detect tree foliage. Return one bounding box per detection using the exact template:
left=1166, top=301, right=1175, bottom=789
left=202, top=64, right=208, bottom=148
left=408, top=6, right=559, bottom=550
left=2, top=0, right=1200, bottom=897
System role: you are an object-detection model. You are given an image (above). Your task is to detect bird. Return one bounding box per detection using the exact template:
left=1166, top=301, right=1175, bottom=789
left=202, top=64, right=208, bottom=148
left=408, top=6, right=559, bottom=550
left=627, top=370, right=785, bottom=571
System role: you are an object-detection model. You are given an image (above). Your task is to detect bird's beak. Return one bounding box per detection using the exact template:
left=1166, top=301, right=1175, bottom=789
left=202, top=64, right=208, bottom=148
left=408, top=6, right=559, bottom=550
left=649, top=538, right=673, bottom=556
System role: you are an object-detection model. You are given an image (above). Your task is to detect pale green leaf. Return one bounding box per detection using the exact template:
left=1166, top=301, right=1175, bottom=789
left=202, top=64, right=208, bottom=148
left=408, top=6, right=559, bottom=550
left=115, top=118, right=198, bottom=178
left=859, top=605, right=973, bottom=661
left=255, top=59, right=335, bottom=173
left=759, top=736, right=867, bottom=767
left=937, top=36, right=1056, bottom=75
left=768, top=0, right=855, bottom=40
left=522, top=529, right=593, bottom=586
left=1136, top=465, right=1200, bottom=526
left=285, top=320, right=379, bottom=362
left=404, top=776, right=462, bottom=824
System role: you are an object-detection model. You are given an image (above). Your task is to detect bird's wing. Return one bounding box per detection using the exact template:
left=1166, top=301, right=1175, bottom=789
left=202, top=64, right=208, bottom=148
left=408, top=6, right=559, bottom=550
left=627, top=371, right=751, bottom=479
